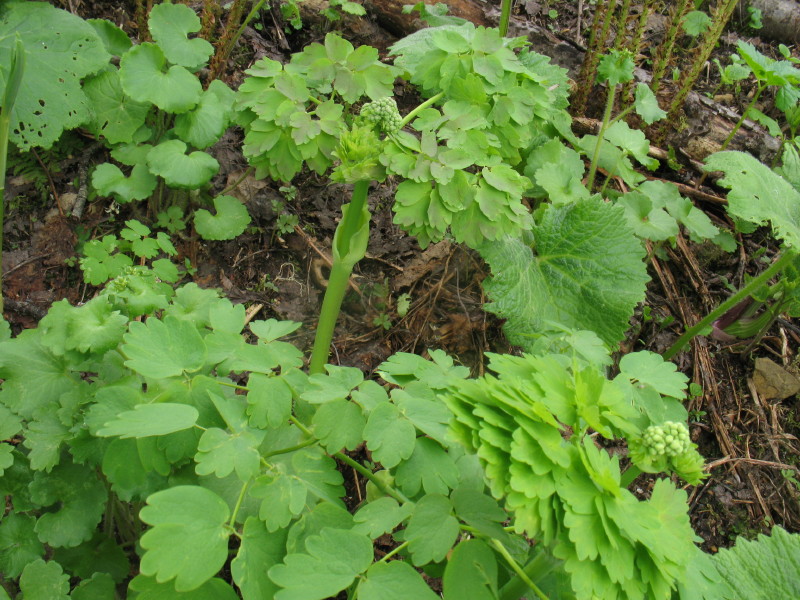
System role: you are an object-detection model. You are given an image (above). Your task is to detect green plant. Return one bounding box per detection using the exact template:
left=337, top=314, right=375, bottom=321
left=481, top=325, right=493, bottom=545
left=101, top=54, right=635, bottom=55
left=237, top=24, right=572, bottom=372
left=664, top=149, right=800, bottom=359
left=84, top=4, right=250, bottom=241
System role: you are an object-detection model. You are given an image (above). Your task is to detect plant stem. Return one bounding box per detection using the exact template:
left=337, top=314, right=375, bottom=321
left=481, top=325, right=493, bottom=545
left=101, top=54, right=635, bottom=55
left=309, top=180, right=370, bottom=374
left=498, top=550, right=558, bottom=600
left=228, top=480, right=250, bottom=528
left=334, top=450, right=410, bottom=504
left=663, top=250, right=797, bottom=360
left=499, top=0, right=513, bottom=37
left=490, top=539, right=550, bottom=600
left=399, top=92, right=445, bottom=129
left=720, top=83, right=766, bottom=151
left=586, top=83, right=618, bottom=191
left=620, top=465, right=642, bottom=488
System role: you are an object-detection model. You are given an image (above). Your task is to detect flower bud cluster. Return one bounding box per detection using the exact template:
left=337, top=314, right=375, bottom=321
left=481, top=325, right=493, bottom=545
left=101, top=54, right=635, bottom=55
left=359, top=97, right=402, bottom=134
left=642, top=421, right=691, bottom=457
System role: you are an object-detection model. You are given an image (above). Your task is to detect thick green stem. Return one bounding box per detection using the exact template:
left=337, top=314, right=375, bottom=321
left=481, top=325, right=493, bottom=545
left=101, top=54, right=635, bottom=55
left=499, top=0, right=513, bottom=37
left=498, top=550, right=558, bottom=600
left=309, top=180, right=370, bottom=374
left=491, top=540, right=550, bottom=600
left=399, top=92, right=445, bottom=128
left=663, top=251, right=797, bottom=360
left=586, top=83, right=618, bottom=191
left=620, top=465, right=642, bottom=488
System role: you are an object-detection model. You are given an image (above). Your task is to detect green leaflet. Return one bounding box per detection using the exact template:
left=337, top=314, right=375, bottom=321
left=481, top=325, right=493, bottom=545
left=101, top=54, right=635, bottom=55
left=0, top=1, right=109, bottom=149
left=139, top=486, right=231, bottom=592
left=357, top=561, right=440, bottom=600
left=442, top=539, right=499, bottom=600
left=83, top=67, right=150, bottom=145
left=122, top=315, right=207, bottom=379
left=403, top=493, right=460, bottom=565
left=268, top=528, right=374, bottom=600
left=0, top=513, right=44, bottom=578
left=704, top=151, right=800, bottom=247
left=480, top=197, right=649, bottom=349
left=119, top=43, right=201, bottom=114
left=231, top=518, right=287, bottom=599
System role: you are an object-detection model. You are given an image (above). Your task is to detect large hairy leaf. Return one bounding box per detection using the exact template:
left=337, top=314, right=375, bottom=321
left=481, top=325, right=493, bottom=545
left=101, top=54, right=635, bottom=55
left=480, top=196, right=649, bottom=349
left=0, top=1, right=109, bottom=149
left=704, top=151, right=800, bottom=247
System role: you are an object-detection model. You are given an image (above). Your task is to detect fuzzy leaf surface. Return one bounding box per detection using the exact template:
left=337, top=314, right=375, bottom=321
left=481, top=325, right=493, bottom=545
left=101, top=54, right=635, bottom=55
left=480, top=197, right=649, bottom=348
left=704, top=151, right=800, bottom=247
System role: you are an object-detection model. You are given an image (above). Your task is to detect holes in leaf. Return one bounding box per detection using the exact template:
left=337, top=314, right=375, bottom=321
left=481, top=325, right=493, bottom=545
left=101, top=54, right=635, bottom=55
left=38, top=99, right=45, bottom=107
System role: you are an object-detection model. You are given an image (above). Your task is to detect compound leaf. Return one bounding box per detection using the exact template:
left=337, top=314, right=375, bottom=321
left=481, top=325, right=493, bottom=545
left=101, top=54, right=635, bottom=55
left=193, top=195, right=251, bottom=240
left=312, top=399, right=366, bottom=452
left=403, top=494, right=460, bottom=565
left=195, top=426, right=265, bottom=481
left=0, top=1, right=109, bottom=149
left=251, top=473, right=308, bottom=532
left=139, top=486, right=231, bottom=591
left=128, top=574, right=240, bottom=599
left=363, top=401, right=416, bottom=468
left=394, top=437, right=459, bottom=496
left=122, top=315, right=207, bottom=379
left=231, top=518, right=288, bottom=599
left=442, top=539, right=499, bottom=600
left=246, top=373, right=293, bottom=429
left=480, top=197, right=649, bottom=349
left=148, top=3, right=213, bottom=71
left=268, top=528, right=374, bottom=600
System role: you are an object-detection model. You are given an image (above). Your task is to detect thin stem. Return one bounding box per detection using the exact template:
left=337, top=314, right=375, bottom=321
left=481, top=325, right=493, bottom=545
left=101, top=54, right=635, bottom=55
left=498, top=551, right=557, bottom=600
left=663, top=250, right=797, bottom=360
left=720, top=83, right=766, bottom=151
left=225, top=0, right=268, bottom=64
left=586, top=83, right=618, bottom=191
left=309, top=180, right=371, bottom=374
left=334, top=451, right=410, bottom=504
left=399, top=92, right=445, bottom=128
left=228, top=480, right=250, bottom=529
left=378, top=540, right=410, bottom=562
left=499, top=0, right=513, bottom=37
left=263, top=438, right=318, bottom=458
left=490, top=539, right=550, bottom=600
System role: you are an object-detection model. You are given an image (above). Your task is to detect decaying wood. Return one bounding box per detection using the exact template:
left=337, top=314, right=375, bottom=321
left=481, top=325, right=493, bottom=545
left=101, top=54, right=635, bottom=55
left=364, top=0, right=490, bottom=37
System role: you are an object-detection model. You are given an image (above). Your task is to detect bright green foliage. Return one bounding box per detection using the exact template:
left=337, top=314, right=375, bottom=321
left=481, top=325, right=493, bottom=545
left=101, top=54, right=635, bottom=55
left=403, top=494, right=460, bottom=564
left=641, top=421, right=691, bottom=457
left=83, top=68, right=150, bottom=145
left=148, top=3, right=213, bottom=72
left=480, top=196, right=649, bottom=349
left=443, top=352, right=701, bottom=600
left=120, top=43, right=202, bottom=113
left=194, top=195, right=252, bottom=240
left=633, top=83, right=668, bottom=124
left=596, top=49, right=635, bottom=86
left=139, top=486, right=231, bottom=591
left=704, top=151, right=800, bottom=247
left=0, top=513, right=44, bottom=577
left=683, top=10, right=712, bottom=36
left=128, top=575, right=240, bottom=599
left=357, top=560, right=440, bottom=600
left=97, top=403, right=199, bottom=438
left=0, top=1, right=109, bottom=149
left=146, top=139, right=219, bottom=188
left=442, top=539, right=498, bottom=600
left=268, top=528, right=374, bottom=600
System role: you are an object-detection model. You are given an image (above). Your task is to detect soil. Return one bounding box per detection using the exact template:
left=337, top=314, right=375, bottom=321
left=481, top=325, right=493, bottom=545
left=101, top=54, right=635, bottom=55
left=4, top=0, right=799, bottom=568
